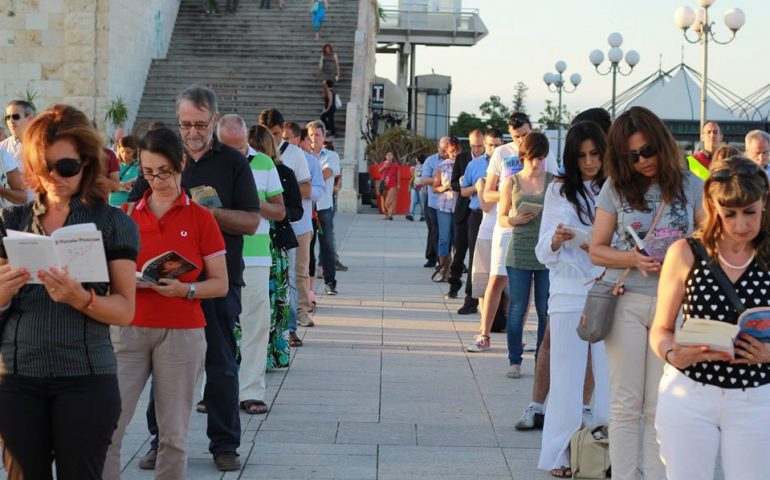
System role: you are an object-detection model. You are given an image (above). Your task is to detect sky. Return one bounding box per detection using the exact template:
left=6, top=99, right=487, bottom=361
left=375, top=0, right=769, bottom=122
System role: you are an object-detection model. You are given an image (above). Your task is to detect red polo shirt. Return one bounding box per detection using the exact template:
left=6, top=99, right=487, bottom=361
left=130, top=191, right=226, bottom=328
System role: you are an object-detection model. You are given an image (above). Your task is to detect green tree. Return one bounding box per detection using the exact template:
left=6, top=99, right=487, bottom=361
left=449, top=111, right=485, bottom=137
left=536, top=99, right=574, bottom=130
left=479, top=95, right=511, bottom=132
left=512, top=82, right=528, bottom=114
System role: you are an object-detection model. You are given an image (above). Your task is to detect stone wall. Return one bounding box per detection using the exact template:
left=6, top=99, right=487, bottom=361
left=0, top=0, right=179, bottom=137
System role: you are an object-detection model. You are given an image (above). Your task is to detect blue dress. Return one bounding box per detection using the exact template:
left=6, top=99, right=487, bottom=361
left=311, top=0, right=326, bottom=32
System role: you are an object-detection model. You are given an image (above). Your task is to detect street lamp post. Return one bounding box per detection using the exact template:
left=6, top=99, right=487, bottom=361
left=543, top=61, right=581, bottom=164
left=674, top=0, right=746, bottom=133
left=589, top=33, right=640, bottom=120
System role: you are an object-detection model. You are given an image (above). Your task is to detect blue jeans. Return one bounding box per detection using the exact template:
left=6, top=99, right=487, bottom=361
left=409, top=188, right=424, bottom=217
left=436, top=210, right=455, bottom=257
left=316, top=207, right=336, bottom=287
left=506, top=267, right=549, bottom=366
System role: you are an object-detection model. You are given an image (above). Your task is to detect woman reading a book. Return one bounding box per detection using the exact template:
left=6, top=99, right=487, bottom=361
left=651, top=155, right=770, bottom=479
left=103, top=127, right=228, bottom=480
left=0, top=104, right=139, bottom=479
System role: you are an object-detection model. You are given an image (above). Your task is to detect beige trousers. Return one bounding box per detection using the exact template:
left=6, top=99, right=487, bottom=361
left=104, top=326, right=206, bottom=480
left=295, top=231, right=313, bottom=319
left=238, top=265, right=271, bottom=401
left=603, top=291, right=665, bottom=480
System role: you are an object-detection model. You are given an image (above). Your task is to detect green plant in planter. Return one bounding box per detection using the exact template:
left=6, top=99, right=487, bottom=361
left=15, top=88, right=40, bottom=113
left=365, top=127, right=436, bottom=166
left=105, top=97, right=129, bottom=129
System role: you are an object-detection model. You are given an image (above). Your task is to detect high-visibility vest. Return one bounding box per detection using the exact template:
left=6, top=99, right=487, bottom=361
left=687, top=155, right=709, bottom=180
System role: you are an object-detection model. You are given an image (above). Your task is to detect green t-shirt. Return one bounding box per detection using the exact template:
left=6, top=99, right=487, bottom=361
left=242, top=152, right=283, bottom=267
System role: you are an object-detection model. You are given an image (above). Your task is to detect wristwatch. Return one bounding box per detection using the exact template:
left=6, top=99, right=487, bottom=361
left=186, top=283, right=196, bottom=300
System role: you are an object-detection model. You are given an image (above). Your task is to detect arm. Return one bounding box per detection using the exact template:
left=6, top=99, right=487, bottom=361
left=476, top=178, right=493, bottom=213
left=588, top=208, right=660, bottom=274
left=497, top=176, right=534, bottom=228
left=483, top=171, right=501, bottom=203
left=535, top=185, right=568, bottom=265
left=299, top=180, right=311, bottom=199
left=105, top=171, right=121, bottom=192
left=460, top=184, right=477, bottom=198
left=432, top=168, right=445, bottom=193
left=150, top=253, right=228, bottom=300
left=259, top=193, right=286, bottom=221
left=39, top=259, right=138, bottom=326
left=322, top=165, right=333, bottom=181
left=0, top=169, right=29, bottom=204
left=211, top=208, right=261, bottom=236
left=650, top=239, right=730, bottom=367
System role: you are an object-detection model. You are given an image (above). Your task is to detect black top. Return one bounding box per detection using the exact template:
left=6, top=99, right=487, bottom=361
left=450, top=150, right=472, bottom=223
left=0, top=195, right=139, bottom=377
left=130, top=140, right=260, bottom=286
left=275, top=163, right=303, bottom=223
left=681, top=239, right=770, bottom=389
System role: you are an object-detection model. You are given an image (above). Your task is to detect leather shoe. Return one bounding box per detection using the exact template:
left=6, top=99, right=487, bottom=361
left=214, top=452, right=241, bottom=471
left=457, top=304, right=478, bottom=315
left=423, top=260, right=436, bottom=268
left=444, top=289, right=459, bottom=299
left=138, top=449, right=157, bottom=470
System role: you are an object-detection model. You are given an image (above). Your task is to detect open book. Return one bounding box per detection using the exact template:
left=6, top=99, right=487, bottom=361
left=190, top=185, right=222, bottom=208
left=563, top=225, right=591, bottom=249
left=136, top=251, right=198, bottom=286
left=676, top=308, right=770, bottom=355
left=515, top=201, right=543, bottom=217
left=2, top=223, right=109, bottom=283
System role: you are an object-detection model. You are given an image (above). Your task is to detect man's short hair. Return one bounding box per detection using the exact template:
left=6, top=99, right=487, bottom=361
left=572, top=107, right=611, bottom=135
left=218, top=114, right=247, bottom=135
left=307, top=120, right=326, bottom=134
left=507, top=112, right=531, bottom=129
left=745, top=129, right=770, bottom=146
left=283, top=121, right=301, bottom=137
left=258, top=108, right=284, bottom=128
left=7, top=100, right=35, bottom=117
left=468, top=128, right=484, bottom=139
left=176, top=85, right=218, bottom=114
left=300, top=128, right=309, bottom=142
left=485, top=128, right=503, bottom=140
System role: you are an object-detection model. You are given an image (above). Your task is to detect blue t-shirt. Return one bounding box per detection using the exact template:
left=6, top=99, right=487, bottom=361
left=421, top=152, right=441, bottom=209
left=460, top=155, right=489, bottom=210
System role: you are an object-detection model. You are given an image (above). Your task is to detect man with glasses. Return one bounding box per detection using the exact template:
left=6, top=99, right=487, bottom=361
left=128, top=85, right=260, bottom=472
left=1, top=100, right=35, bottom=205
left=687, top=121, right=723, bottom=180
left=283, top=121, right=325, bottom=344
left=745, top=130, right=770, bottom=178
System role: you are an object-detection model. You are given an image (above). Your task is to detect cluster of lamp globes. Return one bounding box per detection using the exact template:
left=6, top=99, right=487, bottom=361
left=673, top=0, right=745, bottom=36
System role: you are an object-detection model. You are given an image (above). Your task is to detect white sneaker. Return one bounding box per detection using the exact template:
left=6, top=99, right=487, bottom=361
left=582, top=406, right=594, bottom=428
left=514, top=405, right=545, bottom=430
left=298, top=314, right=315, bottom=327
left=466, top=335, right=490, bottom=352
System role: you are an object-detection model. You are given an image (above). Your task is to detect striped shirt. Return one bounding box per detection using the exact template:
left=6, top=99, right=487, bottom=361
left=243, top=152, right=283, bottom=267
left=0, top=195, right=139, bottom=377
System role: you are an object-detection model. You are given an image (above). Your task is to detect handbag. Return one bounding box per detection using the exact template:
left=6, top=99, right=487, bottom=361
left=570, top=425, right=611, bottom=479
left=270, top=219, right=298, bottom=250
left=577, top=201, right=667, bottom=343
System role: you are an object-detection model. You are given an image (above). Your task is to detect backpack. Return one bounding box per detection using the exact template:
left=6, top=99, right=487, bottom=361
left=569, top=425, right=611, bottom=479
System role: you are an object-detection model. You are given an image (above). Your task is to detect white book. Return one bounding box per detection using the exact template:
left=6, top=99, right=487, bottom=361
left=2, top=223, right=109, bottom=284
left=676, top=317, right=740, bottom=355
left=516, top=201, right=543, bottom=217
left=563, top=225, right=592, bottom=249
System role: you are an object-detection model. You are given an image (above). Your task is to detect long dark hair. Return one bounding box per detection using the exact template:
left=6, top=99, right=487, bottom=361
left=559, top=121, right=607, bottom=225
left=605, top=106, right=685, bottom=211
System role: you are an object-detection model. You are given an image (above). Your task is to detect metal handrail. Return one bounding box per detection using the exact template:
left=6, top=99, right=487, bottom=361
left=379, top=8, right=485, bottom=35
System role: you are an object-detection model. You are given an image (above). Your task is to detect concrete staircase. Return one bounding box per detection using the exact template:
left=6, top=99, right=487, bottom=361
left=135, top=0, right=358, bottom=146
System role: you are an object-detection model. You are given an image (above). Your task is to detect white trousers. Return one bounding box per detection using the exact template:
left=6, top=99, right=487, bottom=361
left=238, top=265, right=271, bottom=401
left=538, top=310, right=610, bottom=471
left=604, top=291, right=665, bottom=480
left=656, top=365, right=770, bottom=480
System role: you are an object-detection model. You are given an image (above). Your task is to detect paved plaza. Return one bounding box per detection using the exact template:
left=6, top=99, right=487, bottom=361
left=1, top=211, right=552, bottom=479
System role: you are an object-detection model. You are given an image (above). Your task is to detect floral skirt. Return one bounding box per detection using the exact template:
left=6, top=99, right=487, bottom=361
left=267, top=247, right=291, bottom=369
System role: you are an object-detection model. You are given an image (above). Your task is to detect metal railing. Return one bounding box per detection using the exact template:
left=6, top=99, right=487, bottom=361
left=378, top=7, right=487, bottom=39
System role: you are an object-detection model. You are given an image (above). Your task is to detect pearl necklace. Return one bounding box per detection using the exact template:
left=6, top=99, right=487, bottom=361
left=717, top=250, right=756, bottom=270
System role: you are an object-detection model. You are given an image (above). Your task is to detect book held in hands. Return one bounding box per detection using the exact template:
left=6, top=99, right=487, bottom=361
left=2, top=223, right=109, bottom=283
left=676, top=307, right=770, bottom=355
left=136, top=251, right=198, bottom=286
left=190, top=185, right=222, bottom=208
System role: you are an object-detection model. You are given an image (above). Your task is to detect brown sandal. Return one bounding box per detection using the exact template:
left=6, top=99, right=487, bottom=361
left=196, top=400, right=207, bottom=414
left=289, top=331, right=303, bottom=347
left=550, top=467, right=572, bottom=478
left=240, top=400, right=268, bottom=415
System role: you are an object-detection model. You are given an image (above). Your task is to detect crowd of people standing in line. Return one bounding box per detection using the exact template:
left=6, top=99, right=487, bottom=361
left=0, top=83, right=349, bottom=478
left=395, top=108, right=770, bottom=479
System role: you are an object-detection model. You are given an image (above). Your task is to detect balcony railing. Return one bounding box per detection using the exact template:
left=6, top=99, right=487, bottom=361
left=377, top=7, right=488, bottom=46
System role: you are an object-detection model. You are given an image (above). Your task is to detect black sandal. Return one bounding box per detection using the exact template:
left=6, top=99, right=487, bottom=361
left=240, top=400, right=268, bottom=415
left=550, top=467, right=572, bottom=478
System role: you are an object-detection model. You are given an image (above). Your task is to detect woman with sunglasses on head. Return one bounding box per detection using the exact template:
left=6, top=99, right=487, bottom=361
left=0, top=104, right=139, bottom=479
left=650, top=156, right=770, bottom=479
left=589, top=106, right=704, bottom=480
left=103, top=127, right=227, bottom=480
left=535, top=121, right=610, bottom=478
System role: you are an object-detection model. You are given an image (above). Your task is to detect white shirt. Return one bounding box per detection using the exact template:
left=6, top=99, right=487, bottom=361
left=486, top=141, right=559, bottom=187
left=535, top=180, right=604, bottom=314
left=279, top=141, right=311, bottom=185
left=316, top=148, right=340, bottom=211
left=0, top=136, right=34, bottom=202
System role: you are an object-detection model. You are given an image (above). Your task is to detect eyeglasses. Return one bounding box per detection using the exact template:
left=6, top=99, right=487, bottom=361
left=139, top=171, right=174, bottom=182
left=628, top=144, right=656, bottom=164
left=710, top=163, right=763, bottom=182
left=178, top=115, right=213, bottom=131
left=4, top=113, right=22, bottom=122
left=508, top=113, right=531, bottom=129
left=282, top=135, right=297, bottom=141
left=47, top=158, right=83, bottom=178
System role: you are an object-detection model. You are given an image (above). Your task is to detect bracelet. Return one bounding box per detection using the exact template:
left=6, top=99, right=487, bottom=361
left=664, top=348, right=675, bottom=366
left=78, top=288, right=96, bottom=312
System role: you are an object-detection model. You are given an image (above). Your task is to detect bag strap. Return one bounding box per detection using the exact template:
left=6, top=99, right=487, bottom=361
left=686, top=237, right=746, bottom=316
left=645, top=200, right=667, bottom=238
left=279, top=141, right=289, bottom=155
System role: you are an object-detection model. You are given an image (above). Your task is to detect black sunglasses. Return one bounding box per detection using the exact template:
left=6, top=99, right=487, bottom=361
left=628, top=144, right=656, bottom=164
left=4, top=113, right=22, bottom=122
left=47, top=158, right=83, bottom=178
left=710, top=163, right=762, bottom=182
